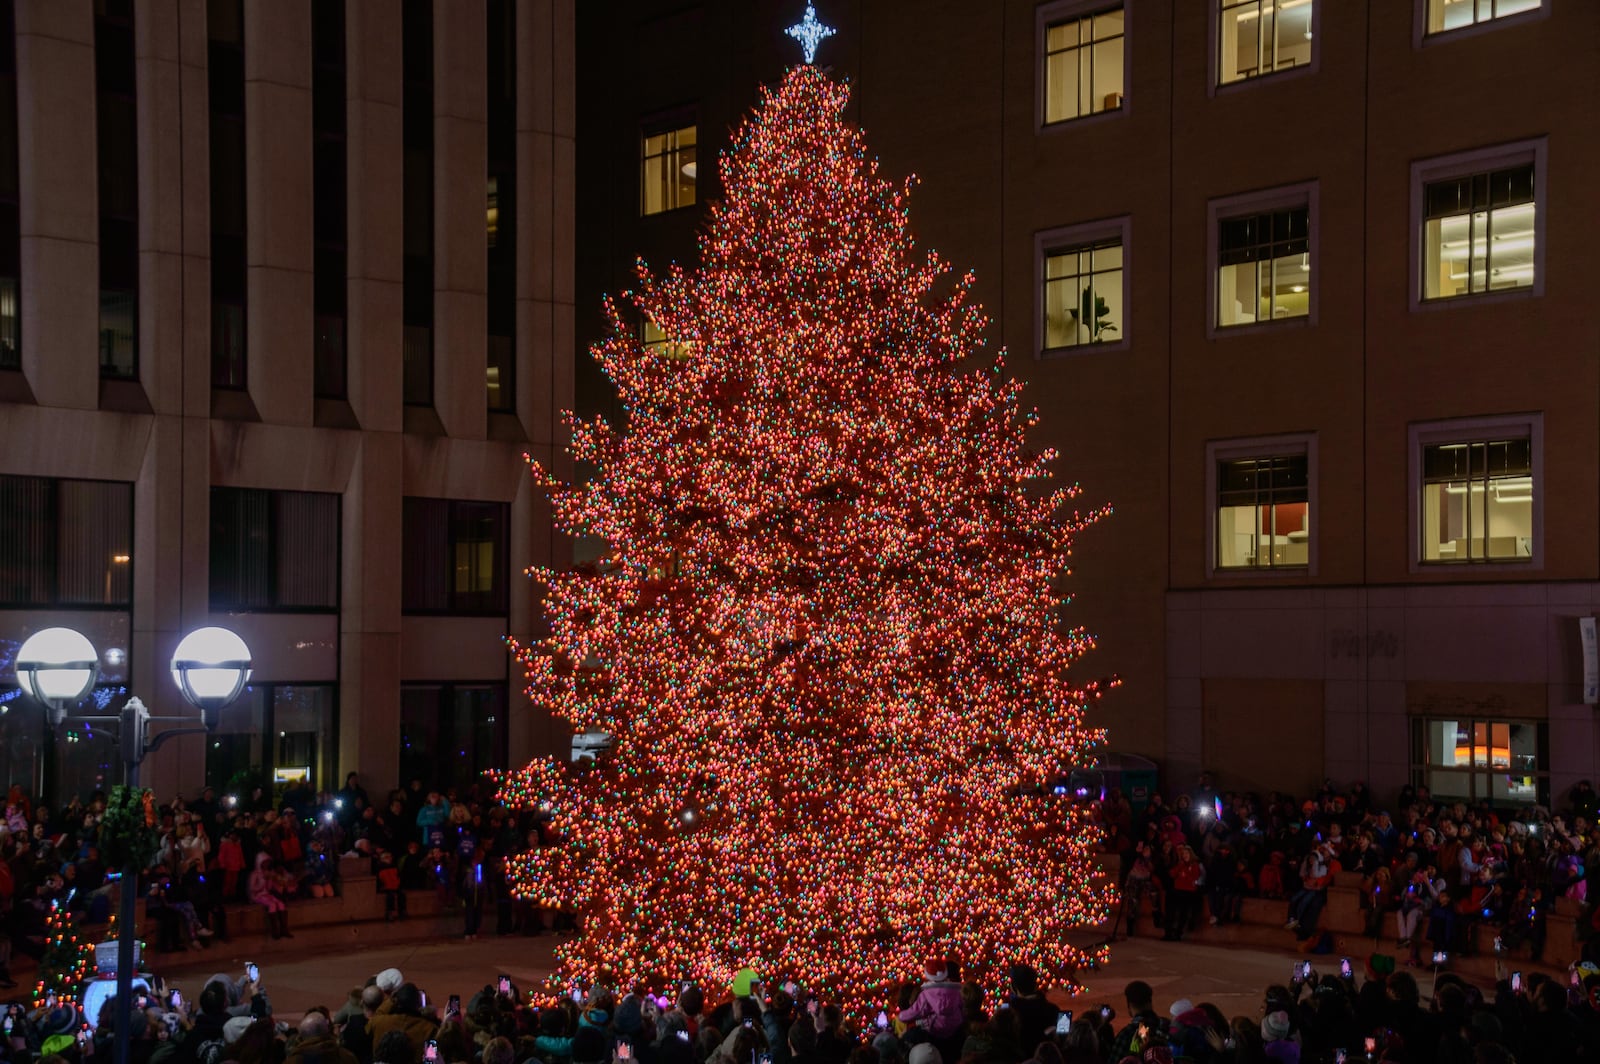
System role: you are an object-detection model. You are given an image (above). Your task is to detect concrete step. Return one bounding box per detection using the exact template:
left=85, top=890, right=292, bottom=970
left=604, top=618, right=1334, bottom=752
left=1100, top=890, right=1581, bottom=985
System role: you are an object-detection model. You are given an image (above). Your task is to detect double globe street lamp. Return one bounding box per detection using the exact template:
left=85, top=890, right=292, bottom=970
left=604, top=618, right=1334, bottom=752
left=15, top=625, right=252, bottom=1064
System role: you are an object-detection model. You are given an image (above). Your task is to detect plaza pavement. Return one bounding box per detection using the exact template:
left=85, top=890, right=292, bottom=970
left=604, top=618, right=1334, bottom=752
left=154, top=932, right=1470, bottom=1022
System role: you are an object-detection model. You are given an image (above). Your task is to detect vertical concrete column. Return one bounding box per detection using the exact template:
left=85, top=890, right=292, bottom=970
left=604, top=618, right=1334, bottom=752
left=346, top=0, right=402, bottom=432
left=509, top=0, right=573, bottom=762
left=14, top=2, right=98, bottom=410
left=177, top=0, right=211, bottom=420
left=136, top=0, right=193, bottom=413
left=243, top=0, right=313, bottom=425
left=432, top=1, right=487, bottom=440
left=339, top=433, right=403, bottom=792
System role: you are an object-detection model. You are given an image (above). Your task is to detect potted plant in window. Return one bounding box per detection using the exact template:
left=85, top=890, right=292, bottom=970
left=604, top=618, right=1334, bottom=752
left=1068, top=284, right=1118, bottom=343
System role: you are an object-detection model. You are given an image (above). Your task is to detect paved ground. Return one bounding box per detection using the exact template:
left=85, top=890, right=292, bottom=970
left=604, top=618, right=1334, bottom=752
left=154, top=932, right=1402, bottom=1022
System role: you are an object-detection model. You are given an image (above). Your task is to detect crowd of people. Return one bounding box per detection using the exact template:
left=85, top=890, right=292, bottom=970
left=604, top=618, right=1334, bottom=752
left=0, top=775, right=568, bottom=989
left=7, top=949, right=1600, bottom=1064
left=1094, top=776, right=1600, bottom=969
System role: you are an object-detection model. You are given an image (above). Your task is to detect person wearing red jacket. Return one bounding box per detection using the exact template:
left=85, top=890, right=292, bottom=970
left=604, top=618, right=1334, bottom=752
left=1162, top=846, right=1205, bottom=941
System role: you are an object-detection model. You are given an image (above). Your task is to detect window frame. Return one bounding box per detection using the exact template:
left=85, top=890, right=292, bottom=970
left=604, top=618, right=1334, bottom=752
left=1205, top=433, right=1318, bottom=579
left=1408, top=413, right=1542, bottom=574
left=399, top=681, right=509, bottom=791
left=639, top=111, right=698, bottom=218
left=401, top=496, right=511, bottom=616
left=0, top=474, right=134, bottom=609
left=1209, top=0, right=1321, bottom=94
left=208, top=486, right=342, bottom=613
left=205, top=681, right=340, bottom=793
left=1411, top=716, right=1548, bottom=808
left=1413, top=0, right=1548, bottom=47
left=1410, top=139, right=1546, bottom=312
left=1207, top=181, right=1318, bottom=337
left=1033, top=216, right=1132, bottom=358
left=1035, top=0, right=1132, bottom=132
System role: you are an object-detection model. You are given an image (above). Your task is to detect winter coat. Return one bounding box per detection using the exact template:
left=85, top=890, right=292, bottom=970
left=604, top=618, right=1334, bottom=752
left=285, top=1033, right=359, bottom=1064
left=367, top=1010, right=439, bottom=1062
left=898, top=980, right=963, bottom=1039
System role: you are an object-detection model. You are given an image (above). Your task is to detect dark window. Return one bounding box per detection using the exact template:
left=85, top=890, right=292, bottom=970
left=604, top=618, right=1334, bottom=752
left=0, top=475, right=132, bottom=606
left=311, top=0, right=347, bottom=399
left=208, top=0, right=246, bottom=388
left=400, top=683, right=507, bottom=790
left=207, top=683, right=337, bottom=793
left=402, top=497, right=508, bottom=614
left=0, top=0, right=19, bottom=370
left=486, top=0, right=515, bottom=412
left=96, top=0, right=139, bottom=378
left=401, top=0, right=433, bottom=405
left=209, top=487, right=340, bottom=610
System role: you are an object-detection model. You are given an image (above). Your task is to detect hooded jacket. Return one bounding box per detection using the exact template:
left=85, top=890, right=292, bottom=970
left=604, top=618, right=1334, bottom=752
left=899, top=979, right=963, bottom=1039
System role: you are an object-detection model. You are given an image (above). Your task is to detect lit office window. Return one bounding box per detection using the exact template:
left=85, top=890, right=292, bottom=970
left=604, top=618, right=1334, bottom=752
left=642, top=319, right=693, bottom=360
left=1042, top=5, right=1124, bottom=124
left=1422, top=163, right=1535, bottom=300
left=1419, top=436, right=1533, bottom=564
left=1215, top=452, right=1310, bottom=570
left=641, top=124, right=696, bottom=216
left=402, top=497, right=508, bottom=614
left=1425, top=0, right=1541, bottom=35
left=1042, top=237, right=1123, bottom=351
left=1218, top=0, right=1313, bottom=85
left=1217, top=205, right=1310, bottom=327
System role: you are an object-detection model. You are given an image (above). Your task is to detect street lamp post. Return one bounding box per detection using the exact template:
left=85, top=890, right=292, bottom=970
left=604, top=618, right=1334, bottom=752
left=16, top=625, right=251, bottom=1064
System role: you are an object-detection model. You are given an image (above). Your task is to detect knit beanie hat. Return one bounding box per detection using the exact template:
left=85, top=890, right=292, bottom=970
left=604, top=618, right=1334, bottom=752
left=376, top=968, right=404, bottom=994
left=1261, top=1011, right=1292, bottom=1042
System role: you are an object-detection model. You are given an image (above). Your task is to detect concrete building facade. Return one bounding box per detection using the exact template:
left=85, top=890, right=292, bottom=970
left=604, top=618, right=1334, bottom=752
left=576, top=1, right=1600, bottom=807
left=0, top=0, right=575, bottom=804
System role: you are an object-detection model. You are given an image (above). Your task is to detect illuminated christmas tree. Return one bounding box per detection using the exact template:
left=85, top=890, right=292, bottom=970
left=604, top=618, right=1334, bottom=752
left=503, top=40, right=1114, bottom=1014
left=33, top=900, right=91, bottom=1008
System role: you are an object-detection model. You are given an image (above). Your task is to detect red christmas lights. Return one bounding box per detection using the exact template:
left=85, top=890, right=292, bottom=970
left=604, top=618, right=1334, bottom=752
left=502, top=64, right=1116, bottom=1017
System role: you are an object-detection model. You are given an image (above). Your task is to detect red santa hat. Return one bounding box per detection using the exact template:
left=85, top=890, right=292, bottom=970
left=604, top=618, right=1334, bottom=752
left=923, top=958, right=948, bottom=981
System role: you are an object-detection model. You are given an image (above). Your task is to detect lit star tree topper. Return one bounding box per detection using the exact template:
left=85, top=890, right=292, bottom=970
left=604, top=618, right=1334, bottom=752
left=786, top=3, right=836, bottom=64
left=501, top=62, right=1115, bottom=1016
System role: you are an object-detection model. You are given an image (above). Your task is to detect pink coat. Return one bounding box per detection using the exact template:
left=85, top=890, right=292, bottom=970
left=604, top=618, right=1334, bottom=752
left=899, top=981, right=963, bottom=1039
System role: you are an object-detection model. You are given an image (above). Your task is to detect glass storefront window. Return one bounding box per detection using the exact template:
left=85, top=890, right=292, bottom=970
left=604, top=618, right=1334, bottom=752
left=205, top=683, right=336, bottom=796
left=400, top=683, right=506, bottom=792
left=1418, top=717, right=1544, bottom=805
